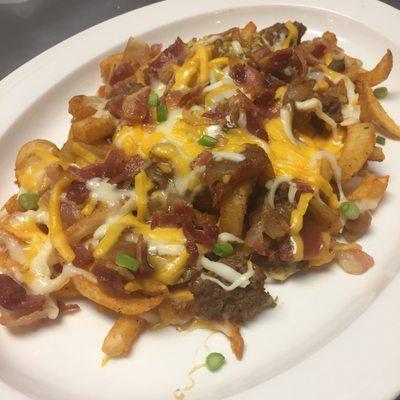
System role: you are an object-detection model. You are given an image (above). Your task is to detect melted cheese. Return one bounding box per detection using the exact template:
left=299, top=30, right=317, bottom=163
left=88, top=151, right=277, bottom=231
left=218, top=232, right=243, bottom=243
left=86, top=178, right=132, bottom=207
left=290, top=193, right=313, bottom=234
left=266, top=175, right=293, bottom=208
left=200, top=257, right=254, bottom=291
left=49, top=177, right=75, bottom=262
left=17, top=148, right=59, bottom=192
left=134, top=171, right=153, bottom=221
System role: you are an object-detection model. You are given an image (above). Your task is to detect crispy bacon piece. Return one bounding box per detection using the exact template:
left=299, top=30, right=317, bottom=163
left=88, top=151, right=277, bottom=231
left=68, top=150, right=144, bottom=184
left=336, top=249, right=374, bottom=275
left=109, top=62, right=138, bottom=86
left=65, top=181, right=89, bottom=205
left=230, top=64, right=267, bottom=98
left=58, top=301, right=80, bottom=314
left=164, top=86, right=204, bottom=110
left=72, top=243, right=94, bottom=268
left=136, top=235, right=153, bottom=275
left=300, top=219, right=324, bottom=259
left=0, top=274, right=45, bottom=313
left=60, top=201, right=81, bottom=228
left=203, top=144, right=269, bottom=204
left=151, top=200, right=218, bottom=261
left=120, top=86, right=151, bottom=124
left=92, top=261, right=129, bottom=297
left=148, top=37, right=186, bottom=82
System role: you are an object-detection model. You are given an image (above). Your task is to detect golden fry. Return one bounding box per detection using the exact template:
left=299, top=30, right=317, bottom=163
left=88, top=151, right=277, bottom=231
left=338, top=123, right=376, bottom=182
left=70, top=117, right=116, bottom=144
left=355, top=50, right=393, bottom=87
left=347, top=171, right=389, bottom=203
left=102, top=316, right=146, bottom=358
left=73, top=276, right=164, bottom=315
left=357, top=80, right=400, bottom=137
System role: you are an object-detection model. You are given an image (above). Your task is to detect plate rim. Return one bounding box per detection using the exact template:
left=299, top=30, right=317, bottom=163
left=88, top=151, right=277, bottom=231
left=0, top=1, right=400, bottom=399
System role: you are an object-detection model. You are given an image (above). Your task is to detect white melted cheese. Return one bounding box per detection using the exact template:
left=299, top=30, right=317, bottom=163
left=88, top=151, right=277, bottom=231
left=205, top=125, right=222, bottom=138
left=355, top=198, right=380, bottom=212
left=86, top=178, right=133, bottom=207
left=231, top=40, right=244, bottom=55
left=28, top=239, right=96, bottom=295
left=213, top=152, right=245, bottom=162
left=218, top=232, right=244, bottom=243
left=266, top=175, right=293, bottom=208
left=280, top=105, right=299, bottom=146
left=150, top=77, right=166, bottom=97
left=287, top=181, right=298, bottom=203
left=200, top=257, right=255, bottom=291
left=295, top=98, right=338, bottom=138
left=311, top=150, right=346, bottom=202
left=92, top=196, right=137, bottom=244
left=148, top=242, right=186, bottom=256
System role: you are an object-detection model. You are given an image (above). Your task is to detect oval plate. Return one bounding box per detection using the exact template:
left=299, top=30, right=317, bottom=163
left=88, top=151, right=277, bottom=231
left=0, top=1, right=400, bottom=399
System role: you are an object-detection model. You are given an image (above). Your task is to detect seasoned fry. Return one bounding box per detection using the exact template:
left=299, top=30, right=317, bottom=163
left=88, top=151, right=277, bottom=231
left=219, top=180, right=255, bottom=237
left=70, top=116, right=116, bottom=144
left=347, top=171, right=389, bottom=204
left=355, top=50, right=393, bottom=87
left=102, top=316, right=147, bottom=358
left=338, top=123, right=376, bottom=182
left=73, top=276, right=164, bottom=315
left=357, top=80, right=400, bottom=137
left=307, top=198, right=342, bottom=234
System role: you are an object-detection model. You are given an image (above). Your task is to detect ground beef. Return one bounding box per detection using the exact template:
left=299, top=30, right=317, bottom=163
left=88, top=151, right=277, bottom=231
left=190, top=254, right=275, bottom=324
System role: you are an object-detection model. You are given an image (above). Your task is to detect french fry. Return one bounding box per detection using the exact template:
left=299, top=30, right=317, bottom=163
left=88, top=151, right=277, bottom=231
left=368, top=146, right=385, bottom=162
left=100, top=53, right=123, bottom=80
left=3, top=195, right=22, bottom=214
left=102, top=316, right=147, bottom=358
left=307, top=198, right=342, bottom=234
left=356, top=80, right=400, bottom=137
left=70, top=117, right=116, bottom=144
left=355, top=50, right=393, bottom=87
left=219, top=180, right=255, bottom=237
left=73, top=276, right=164, bottom=315
left=347, top=171, right=389, bottom=204
left=338, top=123, right=376, bottom=182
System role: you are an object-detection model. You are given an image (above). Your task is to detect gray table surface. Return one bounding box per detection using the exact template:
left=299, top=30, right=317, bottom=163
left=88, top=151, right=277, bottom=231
left=0, top=0, right=399, bottom=399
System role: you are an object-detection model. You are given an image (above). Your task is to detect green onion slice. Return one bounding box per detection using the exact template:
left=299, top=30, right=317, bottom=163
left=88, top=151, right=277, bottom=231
left=212, top=242, right=234, bottom=257
left=115, top=252, right=139, bottom=271
left=206, top=352, right=225, bottom=372
left=156, top=103, right=168, bottom=122
left=18, top=192, right=39, bottom=210
left=198, top=135, right=218, bottom=147
left=376, top=135, right=386, bottom=145
left=373, top=87, right=388, bottom=99
left=148, top=92, right=158, bottom=107
left=339, top=201, right=361, bottom=220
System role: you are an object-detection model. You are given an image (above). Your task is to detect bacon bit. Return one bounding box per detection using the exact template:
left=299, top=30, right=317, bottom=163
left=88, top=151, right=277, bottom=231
left=106, top=93, right=126, bottom=118
left=165, top=86, right=204, bottom=110
left=68, top=150, right=144, bottom=184
left=292, top=47, right=308, bottom=80
left=336, top=248, right=374, bottom=275
left=120, top=86, right=151, bottom=124
left=193, top=151, right=214, bottom=168
left=92, top=261, right=129, bottom=297
left=300, top=219, right=324, bottom=259
left=72, top=243, right=94, bottom=268
left=136, top=235, right=153, bottom=275
left=230, top=64, right=267, bottom=98
left=58, top=301, right=80, bottom=314
left=311, top=42, right=327, bottom=59
left=253, top=48, right=293, bottom=74
left=151, top=200, right=218, bottom=261
left=109, top=62, right=138, bottom=86
left=65, top=181, right=89, bottom=205
left=150, top=43, right=162, bottom=58
left=60, top=201, right=81, bottom=228
left=294, top=181, right=314, bottom=201
left=148, top=37, right=186, bottom=80
left=0, top=274, right=45, bottom=313
left=185, top=238, right=199, bottom=262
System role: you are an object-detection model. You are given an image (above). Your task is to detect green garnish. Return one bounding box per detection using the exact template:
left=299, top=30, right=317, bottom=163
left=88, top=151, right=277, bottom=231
left=206, top=352, right=225, bottom=372
left=115, top=252, right=139, bottom=271
left=376, top=135, right=386, bottom=145
left=156, top=104, right=168, bottom=122
left=18, top=192, right=39, bottom=210
left=148, top=92, right=158, bottom=107
left=373, top=87, right=388, bottom=99
left=198, top=135, right=218, bottom=147
left=212, top=242, right=234, bottom=257
left=339, top=201, right=360, bottom=220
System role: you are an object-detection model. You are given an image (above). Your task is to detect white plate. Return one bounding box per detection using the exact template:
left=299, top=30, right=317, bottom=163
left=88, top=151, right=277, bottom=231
left=0, top=1, right=400, bottom=399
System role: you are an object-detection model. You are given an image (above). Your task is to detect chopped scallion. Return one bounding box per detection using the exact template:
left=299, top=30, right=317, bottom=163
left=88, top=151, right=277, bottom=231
left=339, top=201, right=360, bottom=220
left=376, top=135, right=386, bottom=145
left=373, top=87, right=388, bottom=99
left=206, top=352, right=225, bottom=372
left=212, top=242, right=234, bottom=257
left=156, top=103, right=168, bottom=122
left=198, top=135, right=218, bottom=147
left=148, top=92, right=158, bottom=107
left=18, top=192, right=39, bottom=210
left=116, top=252, right=139, bottom=271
